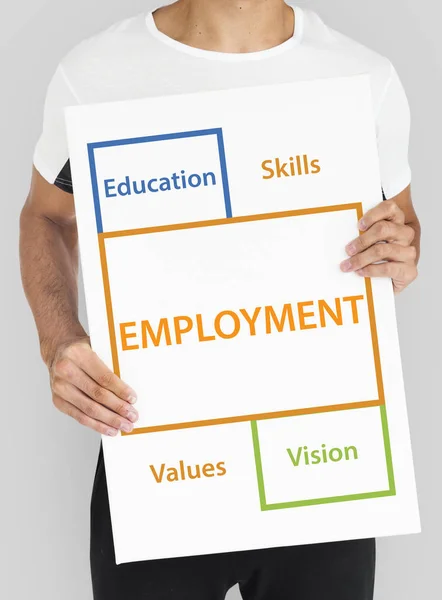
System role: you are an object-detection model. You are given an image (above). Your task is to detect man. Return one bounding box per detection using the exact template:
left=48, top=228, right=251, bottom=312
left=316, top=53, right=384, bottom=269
left=20, top=1, right=420, bottom=599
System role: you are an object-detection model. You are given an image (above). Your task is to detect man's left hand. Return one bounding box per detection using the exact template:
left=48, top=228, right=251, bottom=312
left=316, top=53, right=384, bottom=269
left=340, top=199, right=418, bottom=294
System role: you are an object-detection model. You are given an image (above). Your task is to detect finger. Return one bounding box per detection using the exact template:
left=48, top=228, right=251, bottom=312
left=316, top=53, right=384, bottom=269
left=64, top=343, right=137, bottom=403
left=53, top=394, right=119, bottom=437
left=345, top=221, right=415, bottom=256
left=354, top=261, right=417, bottom=282
left=53, top=361, right=139, bottom=424
left=358, top=200, right=405, bottom=232
left=341, top=243, right=416, bottom=273
left=52, top=380, right=136, bottom=433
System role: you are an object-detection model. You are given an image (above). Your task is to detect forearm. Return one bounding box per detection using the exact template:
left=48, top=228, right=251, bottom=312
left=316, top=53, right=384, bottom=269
left=19, top=202, right=87, bottom=366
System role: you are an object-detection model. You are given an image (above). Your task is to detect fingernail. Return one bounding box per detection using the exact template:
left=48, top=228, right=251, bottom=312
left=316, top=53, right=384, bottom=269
left=107, top=429, right=118, bottom=437
left=127, top=394, right=137, bottom=404
left=120, top=421, right=134, bottom=433
left=359, top=219, right=367, bottom=231
left=345, top=243, right=356, bottom=256
left=340, top=259, right=353, bottom=272
left=127, top=410, right=139, bottom=423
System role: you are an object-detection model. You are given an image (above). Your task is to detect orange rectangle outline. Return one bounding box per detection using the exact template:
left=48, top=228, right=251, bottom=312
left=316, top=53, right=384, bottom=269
left=98, top=202, right=385, bottom=436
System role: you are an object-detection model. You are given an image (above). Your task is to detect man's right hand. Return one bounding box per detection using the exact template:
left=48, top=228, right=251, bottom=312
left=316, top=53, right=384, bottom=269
left=50, top=338, right=139, bottom=436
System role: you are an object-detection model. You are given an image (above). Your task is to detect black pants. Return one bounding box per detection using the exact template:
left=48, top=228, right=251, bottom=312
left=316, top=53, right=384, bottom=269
left=91, top=446, right=376, bottom=599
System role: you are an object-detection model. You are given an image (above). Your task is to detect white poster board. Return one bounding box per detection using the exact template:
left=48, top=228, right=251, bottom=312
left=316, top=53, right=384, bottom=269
left=66, top=76, right=420, bottom=565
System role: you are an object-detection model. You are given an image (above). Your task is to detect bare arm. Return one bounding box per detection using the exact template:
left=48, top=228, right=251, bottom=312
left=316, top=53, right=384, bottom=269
left=393, top=185, right=421, bottom=263
left=20, top=168, right=84, bottom=362
left=20, top=168, right=138, bottom=435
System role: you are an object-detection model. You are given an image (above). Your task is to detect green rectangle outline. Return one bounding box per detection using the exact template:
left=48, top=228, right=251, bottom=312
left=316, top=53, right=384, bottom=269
left=251, top=404, right=396, bottom=511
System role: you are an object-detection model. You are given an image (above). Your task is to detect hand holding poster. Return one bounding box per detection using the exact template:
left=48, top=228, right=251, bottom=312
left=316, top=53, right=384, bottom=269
left=65, top=76, right=420, bottom=564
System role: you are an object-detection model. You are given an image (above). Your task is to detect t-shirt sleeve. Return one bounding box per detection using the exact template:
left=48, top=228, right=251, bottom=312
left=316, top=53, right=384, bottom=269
left=376, top=64, right=412, bottom=199
left=33, top=65, right=79, bottom=189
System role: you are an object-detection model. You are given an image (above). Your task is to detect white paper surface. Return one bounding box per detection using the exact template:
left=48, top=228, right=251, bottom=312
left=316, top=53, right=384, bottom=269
left=65, top=76, right=420, bottom=564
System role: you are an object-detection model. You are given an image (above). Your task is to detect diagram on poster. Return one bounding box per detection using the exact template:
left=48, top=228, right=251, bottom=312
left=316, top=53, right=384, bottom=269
left=66, top=76, right=420, bottom=564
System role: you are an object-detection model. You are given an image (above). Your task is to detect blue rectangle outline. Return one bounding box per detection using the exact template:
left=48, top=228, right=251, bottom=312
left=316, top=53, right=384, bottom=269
left=87, top=128, right=232, bottom=234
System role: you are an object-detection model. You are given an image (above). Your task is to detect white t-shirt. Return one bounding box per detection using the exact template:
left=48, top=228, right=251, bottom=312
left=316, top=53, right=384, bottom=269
left=34, top=5, right=411, bottom=199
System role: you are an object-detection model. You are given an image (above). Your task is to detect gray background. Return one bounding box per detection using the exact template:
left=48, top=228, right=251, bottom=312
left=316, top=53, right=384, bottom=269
left=1, top=1, right=439, bottom=598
